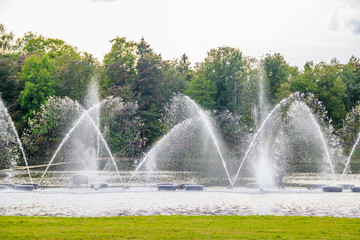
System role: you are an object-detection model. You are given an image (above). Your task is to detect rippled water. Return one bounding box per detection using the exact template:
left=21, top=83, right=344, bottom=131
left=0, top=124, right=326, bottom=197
left=0, top=188, right=359, bottom=217
left=1, top=170, right=359, bottom=217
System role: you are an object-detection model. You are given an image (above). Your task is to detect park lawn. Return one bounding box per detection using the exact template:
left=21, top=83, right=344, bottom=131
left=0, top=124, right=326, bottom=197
left=0, top=215, right=359, bottom=239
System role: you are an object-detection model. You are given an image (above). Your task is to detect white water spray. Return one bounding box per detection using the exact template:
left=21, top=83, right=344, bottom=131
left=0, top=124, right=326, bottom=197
left=39, top=101, right=123, bottom=185
left=231, top=100, right=285, bottom=187
left=127, top=117, right=198, bottom=183
left=186, top=97, right=232, bottom=186
left=0, top=100, right=32, bottom=182
left=297, top=101, right=337, bottom=182
left=231, top=96, right=337, bottom=187
left=342, top=135, right=360, bottom=177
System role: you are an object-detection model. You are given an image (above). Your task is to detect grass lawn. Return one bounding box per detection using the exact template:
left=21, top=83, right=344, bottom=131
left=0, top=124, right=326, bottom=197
left=0, top=215, right=359, bottom=239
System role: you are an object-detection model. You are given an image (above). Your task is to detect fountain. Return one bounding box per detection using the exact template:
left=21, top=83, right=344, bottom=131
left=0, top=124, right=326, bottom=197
left=231, top=92, right=339, bottom=188
left=254, top=72, right=274, bottom=188
left=38, top=80, right=123, bottom=187
left=128, top=94, right=232, bottom=187
left=342, top=131, right=360, bottom=177
left=0, top=98, right=32, bottom=183
left=1, top=71, right=360, bottom=218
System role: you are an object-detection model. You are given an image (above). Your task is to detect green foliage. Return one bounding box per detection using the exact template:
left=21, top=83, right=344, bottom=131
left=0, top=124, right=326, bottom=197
left=291, top=60, right=347, bottom=128
left=177, top=53, right=193, bottom=81
left=262, top=53, right=293, bottom=105
left=15, top=32, right=79, bottom=59
left=201, top=46, right=244, bottom=112
left=131, top=38, right=167, bottom=145
left=0, top=23, right=15, bottom=55
left=13, top=29, right=95, bottom=105
left=134, top=40, right=164, bottom=111
left=18, top=54, right=56, bottom=122
left=238, top=57, right=259, bottom=127
left=137, top=37, right=152, bottom=56
left=2, top=23, right=360, bottom=164
left=160, top=60, right=187, bottom=99
left=0, top=55, right=20, bottom=106
left=21, top=96, right=83, bottom=163
left=276, top=82, right=291, bottom=101
left=101, top=98, right=146, bottom=162
left=55, top=53, right=97, bottom=103
left=185, top=74, right=216, bottom=110
left=340, top=56, right=360, bottom=111
left=141, top=104, right=166, bottom=144
left=102, top=37, right=137, bottom=100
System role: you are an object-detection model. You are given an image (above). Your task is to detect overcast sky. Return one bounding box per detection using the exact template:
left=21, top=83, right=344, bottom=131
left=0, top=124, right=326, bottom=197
left=0, top=0, right=359, bottom=68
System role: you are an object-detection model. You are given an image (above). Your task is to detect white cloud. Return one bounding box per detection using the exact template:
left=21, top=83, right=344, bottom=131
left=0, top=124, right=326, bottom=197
left=326, top=1, right=360, bottom=35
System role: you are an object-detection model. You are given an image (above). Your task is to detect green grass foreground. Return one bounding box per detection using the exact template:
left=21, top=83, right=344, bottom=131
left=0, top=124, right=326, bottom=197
left=0, top=215, right=359, bottom=239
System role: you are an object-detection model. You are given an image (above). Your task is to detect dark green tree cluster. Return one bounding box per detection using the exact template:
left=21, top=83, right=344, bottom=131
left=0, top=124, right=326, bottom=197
left=2, top=23, right=360, bottom=170
left=262, top=53, right=360, bottom=129
left=0, top=24, right=98, bottom=127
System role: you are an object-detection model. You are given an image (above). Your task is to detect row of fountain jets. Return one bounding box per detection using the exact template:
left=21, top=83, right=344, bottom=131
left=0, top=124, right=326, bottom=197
left=0, top=77, right=358, bottom=188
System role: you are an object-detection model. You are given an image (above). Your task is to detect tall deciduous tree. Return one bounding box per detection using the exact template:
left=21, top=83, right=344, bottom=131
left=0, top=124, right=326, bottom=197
left=0, top=24, right=15, bottom=55
left=56, top=53, right=97, bottom=104
left=291, top=60, right=347, bottom=128
left=0, top=56, right=20, bottom=107
left=340, top=56, right=360, bottom=111
left=201, top=46, right=244, bottom=112
left=185, top=73, right=216, bottom=110
left=262, top=53, right=291, bottom=105
left=18, top=54, right=56, bottom=122
left=102, top=37, right=137, bottom=100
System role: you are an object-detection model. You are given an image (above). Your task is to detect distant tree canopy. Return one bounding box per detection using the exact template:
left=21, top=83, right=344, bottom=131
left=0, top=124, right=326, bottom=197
left=1, top=23, right=360, bottom=168
left=18, top=54, right=56, bottom=122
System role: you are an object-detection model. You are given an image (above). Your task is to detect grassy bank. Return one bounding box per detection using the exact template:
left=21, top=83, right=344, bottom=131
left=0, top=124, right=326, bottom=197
left=0, top=215, right=359, bottom=239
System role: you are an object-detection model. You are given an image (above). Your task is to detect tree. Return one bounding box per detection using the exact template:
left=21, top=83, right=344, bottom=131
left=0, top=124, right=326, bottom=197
left=0, top=24, right=15, bottom=55
left=340, top=56, right=360, bottom=111
left=101, top=37, right=137, bottom=100
left=160, top=59, right=188, bottom=100
left=291, top=61, right=317, bottom=94
left=0, top=24, right=20, bottom=108
left=15, top=32, right=79, bottom=58
left=14, top=31, right=99, bottom=104
left=0, top=56, right=20, bottom=107
left=262, top=53, right=292, bottom=105
left=133, top=38, right=166, bottom=144
left=177, top=53, right=192, bottom=81
left=55, top=53, right=97, bottom=103
left=184, top=73, right=216, bottom=110
left=18, top=54, right=56, bottom=122
left=21, top=96, right=83, bottom=164
left=101, top=98, right=146, bottom=164
left=291, top=60, right=347, bottom=128
left=137, top=37, right=152, bottom=56
left=201, top=46, right=244, bottom=112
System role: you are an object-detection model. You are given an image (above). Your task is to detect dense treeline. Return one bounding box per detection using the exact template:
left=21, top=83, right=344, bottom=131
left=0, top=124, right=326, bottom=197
left=1, top=23, right=360, bottom=169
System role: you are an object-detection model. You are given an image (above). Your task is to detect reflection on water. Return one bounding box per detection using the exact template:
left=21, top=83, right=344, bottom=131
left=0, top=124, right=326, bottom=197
left=0, top=188, right=360, bottom=217
left=1, top=169, right=360, bottom=187
left=0, top=170, right=360, bottom=218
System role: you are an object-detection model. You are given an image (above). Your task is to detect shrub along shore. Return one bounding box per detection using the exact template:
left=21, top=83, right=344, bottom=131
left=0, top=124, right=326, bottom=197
left=0, top=215, right=359, bottom=239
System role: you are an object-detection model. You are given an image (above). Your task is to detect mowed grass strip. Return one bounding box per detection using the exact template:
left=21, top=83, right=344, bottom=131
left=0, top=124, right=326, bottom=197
left=0, top=215, right=359, bottom=239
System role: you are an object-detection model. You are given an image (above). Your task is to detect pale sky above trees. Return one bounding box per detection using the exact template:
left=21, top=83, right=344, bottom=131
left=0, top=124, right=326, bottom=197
left=0, top=0, right=359, bottom=67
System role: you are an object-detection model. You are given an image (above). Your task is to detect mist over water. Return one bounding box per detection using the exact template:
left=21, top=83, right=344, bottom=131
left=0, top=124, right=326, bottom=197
left=0, top=99, right=32, bottom=182
left=39, top=80, right=123, bottom=186
left=232, top=92, right=342, bottom=188
left=129, top=94, right=232, bottom=186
